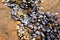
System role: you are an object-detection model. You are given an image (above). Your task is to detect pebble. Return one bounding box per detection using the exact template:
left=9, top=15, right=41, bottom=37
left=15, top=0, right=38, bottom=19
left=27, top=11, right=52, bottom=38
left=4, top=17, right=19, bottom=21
left=11, top=15, right=18, bottom=20
left=22, top=0, right=26, bottom=3
left=36, top=22, right=40, bottom=26
left=20, top=3, right=29, bottom=9
left=32, top=38, right=36, bottom=40
left=35, top=31, right=40, bottom=35
left=40, top=32, right=45, bottom=37
left=50, top=33, right=55, bottom=39
left=46, top=27, right=51, bottom=33
left=32, top=33, right=37, bottom=37
left=28, top=23, right=34, bottom=30
left=41, top=0, right=44, bottom=3
left=37, top=24, right=43, bottom=29
left=19, top=24, right=24, bottom=27
left=16, top=26, right=20, bottom=29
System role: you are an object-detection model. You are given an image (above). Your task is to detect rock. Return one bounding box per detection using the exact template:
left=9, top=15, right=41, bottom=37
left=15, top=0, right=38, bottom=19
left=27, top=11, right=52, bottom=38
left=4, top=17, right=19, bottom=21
left=0, top=3, right=19, bottom=40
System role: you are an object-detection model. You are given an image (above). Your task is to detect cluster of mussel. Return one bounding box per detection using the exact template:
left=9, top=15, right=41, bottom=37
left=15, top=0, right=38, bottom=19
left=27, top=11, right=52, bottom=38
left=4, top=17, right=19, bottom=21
left=3, top=0, right=60, bottom=40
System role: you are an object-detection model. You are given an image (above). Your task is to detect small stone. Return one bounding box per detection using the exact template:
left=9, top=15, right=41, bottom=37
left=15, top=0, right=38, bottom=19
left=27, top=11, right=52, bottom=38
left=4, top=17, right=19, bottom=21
left=35, top=31, right=40, bottom=35
left=55, top=12, right=58, bottom=15
left=46, top=27, right=51, bottom=32
left=36, top=22, right=40, bottom=26
left=40, top=32, right=45, bottom=37
left=28, top=24, right=34, bottom=30
left=16, top=21, right=21, bottom=24
left=32, top=33, right=37, bottom=37
left=37, top=25, right=43, bottom=29
left=19, top=24, right=24, bottom=27
left=50, top=34, right=55, bottom=39
left=22, top=0, right=26, bottom=3
left=16, top=26, right=20, bottom=29
left=20, top=3, right=29, bottom=9
left=22, top=18, right=28, bottom=25
left=32, top=38, right=36, bottom=40
left=40, top=7, right=44, bottom=9
left=41, top=0, right=44, bottom=3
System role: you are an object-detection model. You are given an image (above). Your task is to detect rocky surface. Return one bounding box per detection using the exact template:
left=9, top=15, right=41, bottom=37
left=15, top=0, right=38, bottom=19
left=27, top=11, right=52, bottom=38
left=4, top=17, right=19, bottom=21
left=0, top=2, right=19, bottom=40
left=40, top=0, right=60, bottom=21
left=0, top=0, right=60, bottom=40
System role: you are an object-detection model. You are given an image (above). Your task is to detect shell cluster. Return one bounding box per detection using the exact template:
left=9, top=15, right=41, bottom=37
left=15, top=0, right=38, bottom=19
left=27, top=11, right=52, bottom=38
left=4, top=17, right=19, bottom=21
left=3, top=0, right=60, bottom=40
